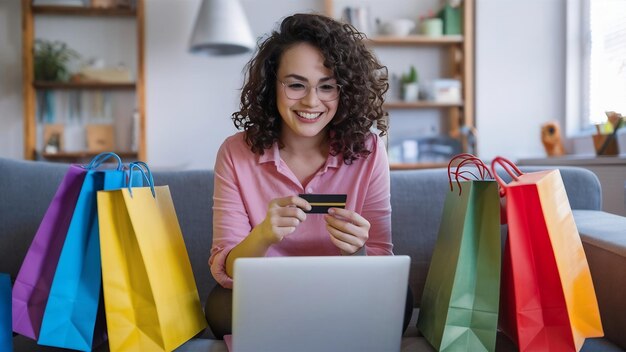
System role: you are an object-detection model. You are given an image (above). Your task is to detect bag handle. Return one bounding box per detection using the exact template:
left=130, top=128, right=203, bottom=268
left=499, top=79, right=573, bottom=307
left=448, top=153, right=480, bottom=184
left=84, top=152, right=123, bottom=171
left=127, top=161, right=156, bottom=198
left=447, top=153, right=493, bottom=195
left=455, top=157, right=493, bottom=180
left=490, top=156, right=524, bottom=196
left=447, top=153, right=492, bottom=179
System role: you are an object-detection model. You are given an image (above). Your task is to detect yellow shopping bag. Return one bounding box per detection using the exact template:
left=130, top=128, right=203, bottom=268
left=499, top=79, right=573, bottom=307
left=98, top=162, right=207, bottom=351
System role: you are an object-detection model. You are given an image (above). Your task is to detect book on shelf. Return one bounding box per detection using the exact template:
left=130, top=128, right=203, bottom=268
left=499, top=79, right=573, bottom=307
left=33, top=0, right=87, bottom=6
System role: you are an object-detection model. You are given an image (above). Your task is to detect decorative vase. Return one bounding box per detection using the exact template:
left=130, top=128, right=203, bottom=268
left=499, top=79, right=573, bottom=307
left=420, top=18, right=443, bottom=37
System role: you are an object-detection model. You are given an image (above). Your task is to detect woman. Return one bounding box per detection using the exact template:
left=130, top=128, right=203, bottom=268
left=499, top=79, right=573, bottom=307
left=206, top=12, right=412, bottom=338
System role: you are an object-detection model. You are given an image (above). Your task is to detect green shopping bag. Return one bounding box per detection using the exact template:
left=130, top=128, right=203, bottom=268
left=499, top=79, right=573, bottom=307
left=417, top=154, right=501, bottom=351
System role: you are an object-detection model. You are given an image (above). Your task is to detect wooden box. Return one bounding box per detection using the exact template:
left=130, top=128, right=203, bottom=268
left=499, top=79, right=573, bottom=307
left=86, top=124, right=115, bottom=152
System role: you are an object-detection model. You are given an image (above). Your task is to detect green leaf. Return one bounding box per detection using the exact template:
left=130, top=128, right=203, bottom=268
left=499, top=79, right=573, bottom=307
left=401, top=65, right=419, bottom=84
left=33, top=39, right=80, bottom=81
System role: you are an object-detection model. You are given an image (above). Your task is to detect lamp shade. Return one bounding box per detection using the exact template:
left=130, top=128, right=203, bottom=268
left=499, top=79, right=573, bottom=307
left=189, top=0, right=255, bottom=55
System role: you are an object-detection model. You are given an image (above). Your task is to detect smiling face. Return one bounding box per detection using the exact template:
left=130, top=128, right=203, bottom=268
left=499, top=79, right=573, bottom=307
left=276, top=42, right=339, bottom=144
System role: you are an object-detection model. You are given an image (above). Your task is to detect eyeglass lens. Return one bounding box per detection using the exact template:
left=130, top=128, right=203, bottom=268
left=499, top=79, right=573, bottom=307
left=281, top=81, right=340, bottom=101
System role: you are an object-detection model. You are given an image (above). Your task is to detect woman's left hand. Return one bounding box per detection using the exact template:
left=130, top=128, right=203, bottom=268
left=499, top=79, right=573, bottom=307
left=324, top=208, right=370, bottom=255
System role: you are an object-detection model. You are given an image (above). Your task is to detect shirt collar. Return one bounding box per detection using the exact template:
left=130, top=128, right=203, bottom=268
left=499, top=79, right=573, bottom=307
left=257, top=141, right=342, bottom=169
left=257, top=141, right=281, bottom=165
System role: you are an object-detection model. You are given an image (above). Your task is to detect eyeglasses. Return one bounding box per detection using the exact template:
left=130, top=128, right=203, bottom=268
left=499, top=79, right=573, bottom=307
left=278, top=80, right=342, bottom=102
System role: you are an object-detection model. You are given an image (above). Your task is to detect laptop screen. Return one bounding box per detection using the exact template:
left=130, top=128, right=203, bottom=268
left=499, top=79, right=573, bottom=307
left=232, top=255, right=410, bottom=352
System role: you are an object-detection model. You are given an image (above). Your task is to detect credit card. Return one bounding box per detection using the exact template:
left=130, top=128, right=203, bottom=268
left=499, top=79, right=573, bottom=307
left=299, top=194, right=347, bottom=214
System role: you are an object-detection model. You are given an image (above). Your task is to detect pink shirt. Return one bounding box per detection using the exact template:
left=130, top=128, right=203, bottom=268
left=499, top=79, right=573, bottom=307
left=210, top=131, right=393, bottom=288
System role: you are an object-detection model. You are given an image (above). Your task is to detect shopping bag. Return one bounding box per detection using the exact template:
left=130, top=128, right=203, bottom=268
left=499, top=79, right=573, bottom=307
left=12, top=157, right=90, bottom=339
left=417, top=154, right=501, bottom=351
left=0, top=273, right=12, bottom=352
left=38, top=152, right=139, bottom=351
left=492, top=156, right=603, bottom=351
left=12, top=152, right=127, bottom=341
left=98, top=161, right=207, bottom=351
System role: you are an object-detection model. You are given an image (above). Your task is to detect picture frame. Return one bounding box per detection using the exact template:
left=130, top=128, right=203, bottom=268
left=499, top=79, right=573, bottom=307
left=43, top=124, right=64, bottom=154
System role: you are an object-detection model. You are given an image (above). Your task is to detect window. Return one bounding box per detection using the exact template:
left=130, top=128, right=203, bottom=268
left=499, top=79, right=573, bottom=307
left=567, top=0, right=626, bottom=135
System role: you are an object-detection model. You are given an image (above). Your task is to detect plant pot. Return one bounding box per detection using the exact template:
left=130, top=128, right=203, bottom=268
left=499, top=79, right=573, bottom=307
left=420, top=18, right=443, bottom=37
left=402, top=82, right=419, bottom=101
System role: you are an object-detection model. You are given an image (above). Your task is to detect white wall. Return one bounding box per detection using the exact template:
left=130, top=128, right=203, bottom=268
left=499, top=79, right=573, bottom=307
left=0, top=0, right=23, bottom=159
left=475, top=0, right=566, bottom=162
left=0, top=0, right=565, bottom=168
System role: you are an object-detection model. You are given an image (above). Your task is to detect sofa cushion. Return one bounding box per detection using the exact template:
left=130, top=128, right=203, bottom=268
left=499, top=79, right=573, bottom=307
left=0, top=158, right=68, bottom=280
left=576, top=209, right=626, bottom=257
left=575, top=209, right=626, bottom=349
left=390, top=169, right=449, bottom=306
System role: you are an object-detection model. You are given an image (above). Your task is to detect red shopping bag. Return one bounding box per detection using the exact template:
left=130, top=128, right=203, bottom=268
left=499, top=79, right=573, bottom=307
left=492, top=156, right=603, bottom=352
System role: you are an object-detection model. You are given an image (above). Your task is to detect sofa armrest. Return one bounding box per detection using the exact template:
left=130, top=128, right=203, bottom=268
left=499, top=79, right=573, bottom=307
left=574, top=209, right=626, bottom=350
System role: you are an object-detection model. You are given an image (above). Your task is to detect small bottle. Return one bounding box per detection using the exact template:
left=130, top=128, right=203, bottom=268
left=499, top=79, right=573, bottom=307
left=131, top=108, right=140, bottom=152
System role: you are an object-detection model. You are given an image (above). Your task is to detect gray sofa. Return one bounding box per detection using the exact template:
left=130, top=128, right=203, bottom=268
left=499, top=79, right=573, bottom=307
left=1, top=157, right=625, bottom=351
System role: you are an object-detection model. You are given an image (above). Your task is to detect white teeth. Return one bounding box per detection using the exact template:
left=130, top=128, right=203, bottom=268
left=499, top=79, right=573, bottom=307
left=298, top=112, right=322, bottom=120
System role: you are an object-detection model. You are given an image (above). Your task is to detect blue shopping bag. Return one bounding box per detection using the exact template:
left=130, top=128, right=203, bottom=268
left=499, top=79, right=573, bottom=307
left=37, top=153, right=140, bottom=351
left=1, top=273, right=12, bottom=352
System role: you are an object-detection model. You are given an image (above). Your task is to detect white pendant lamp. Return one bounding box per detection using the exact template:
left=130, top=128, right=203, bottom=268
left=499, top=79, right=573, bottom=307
left=189, top=0, right=255, bottom=56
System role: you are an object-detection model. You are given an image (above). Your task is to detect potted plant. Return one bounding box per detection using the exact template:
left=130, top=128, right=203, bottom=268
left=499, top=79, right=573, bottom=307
left=33, top=39, right=80, bottom=82
left=400, top=65, right=419, bottom=101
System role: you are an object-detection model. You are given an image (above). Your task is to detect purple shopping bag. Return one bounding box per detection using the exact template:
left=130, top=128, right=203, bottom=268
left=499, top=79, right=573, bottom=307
left=12, top=165, right=85, bottom=339
left=11, top=153, right=121, bottom=340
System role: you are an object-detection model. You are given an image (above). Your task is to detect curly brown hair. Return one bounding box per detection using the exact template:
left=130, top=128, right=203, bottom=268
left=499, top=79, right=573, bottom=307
left=232, top=13, right=388, bottom=164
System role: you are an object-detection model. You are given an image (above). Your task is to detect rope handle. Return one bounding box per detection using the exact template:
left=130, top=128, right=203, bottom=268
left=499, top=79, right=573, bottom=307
left=447, top=153, right=480, bottom=185
left=84, top=152, right=123, bottom=171
left=456, top=157, right=493, bottom=179
left=447, top=153, right=493, bottom=195
left=127, top=161, right=156, bottom=198
left=490, top=156, right=524, bottom=196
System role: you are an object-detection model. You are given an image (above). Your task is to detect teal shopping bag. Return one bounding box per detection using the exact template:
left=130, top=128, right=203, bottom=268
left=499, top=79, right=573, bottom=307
left=417, top=154, right=501, bottom=352
left=37, top=153, right=140, bottom=351
left=1, top=273, right=12, bottom=352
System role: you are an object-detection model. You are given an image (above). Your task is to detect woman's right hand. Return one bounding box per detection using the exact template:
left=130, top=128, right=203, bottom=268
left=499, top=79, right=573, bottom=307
left=255, top=195, right=311, bottom=244
left=226, top=195, right=311, bottom=277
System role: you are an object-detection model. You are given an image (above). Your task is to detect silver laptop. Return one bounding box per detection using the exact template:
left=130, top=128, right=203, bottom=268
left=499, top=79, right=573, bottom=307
left=232, top=255, right=410, bottom=352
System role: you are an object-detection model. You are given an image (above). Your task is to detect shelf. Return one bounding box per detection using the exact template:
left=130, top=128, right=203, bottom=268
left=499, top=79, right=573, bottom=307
left=325, top=0, right=476, bottom=163
left=23, top=0, right=146, bottom=162
left=41, top=151, right=138, bottom=160
left=390, top=162, right=449, bottom=170
left=384, top=101, right=463, bottom=109
left=32, top=5, right=136, bottom=17
left=366, top=35, right=463, bottom=46
left=33, top=81, right=136, bottom=90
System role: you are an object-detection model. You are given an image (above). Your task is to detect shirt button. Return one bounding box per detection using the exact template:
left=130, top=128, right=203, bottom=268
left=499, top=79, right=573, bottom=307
left=307, top=188, right=313, bottom=193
